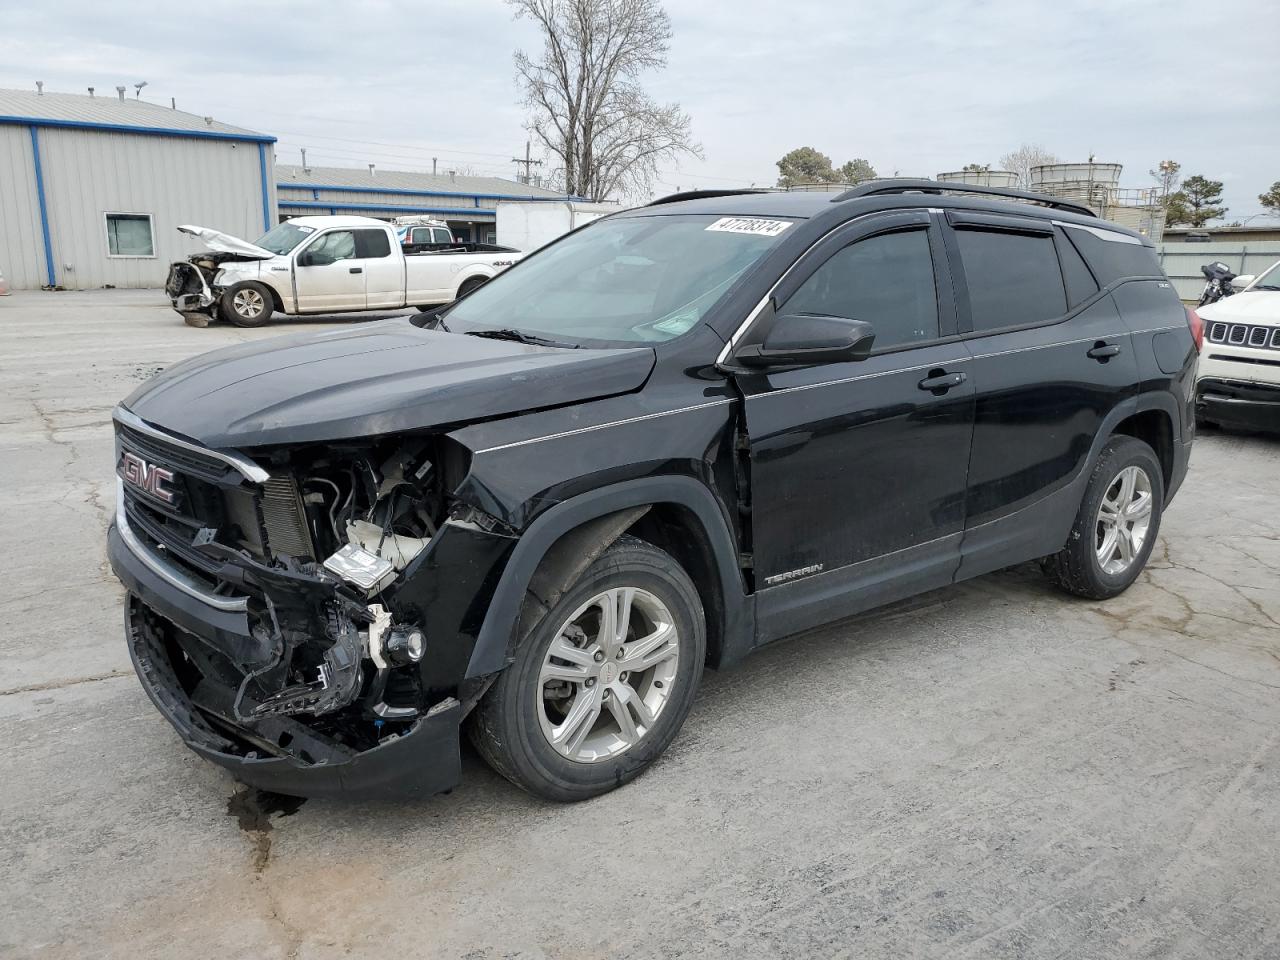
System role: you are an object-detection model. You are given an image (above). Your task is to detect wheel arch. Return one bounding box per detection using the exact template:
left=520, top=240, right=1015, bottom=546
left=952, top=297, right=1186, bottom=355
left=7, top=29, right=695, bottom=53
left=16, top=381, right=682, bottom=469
left=1109, top=393, right=1178, bottom=500
left=465, top=476, right=753, bottom=680
left=453, top=267, right=495, bottom=298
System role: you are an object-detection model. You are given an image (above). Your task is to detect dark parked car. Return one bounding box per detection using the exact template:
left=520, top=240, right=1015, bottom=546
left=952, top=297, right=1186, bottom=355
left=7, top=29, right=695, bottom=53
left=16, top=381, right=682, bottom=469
left=109, top=181, right=1199, bottom=802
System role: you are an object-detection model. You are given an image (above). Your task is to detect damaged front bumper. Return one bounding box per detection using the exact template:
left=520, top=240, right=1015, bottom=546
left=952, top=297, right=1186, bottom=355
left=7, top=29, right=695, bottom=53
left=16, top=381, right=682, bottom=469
left=165, top=261, right=219, bottom=319
left=110, top=524, right=464, bottom=798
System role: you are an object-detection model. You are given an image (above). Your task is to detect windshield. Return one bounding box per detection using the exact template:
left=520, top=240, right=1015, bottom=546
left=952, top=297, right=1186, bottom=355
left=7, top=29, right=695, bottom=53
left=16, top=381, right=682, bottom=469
left=444, top=214, right=795, bottom=344
left=254, top=222, right=316, bottom=255
left=1251, top=259, right=1280, bottom=290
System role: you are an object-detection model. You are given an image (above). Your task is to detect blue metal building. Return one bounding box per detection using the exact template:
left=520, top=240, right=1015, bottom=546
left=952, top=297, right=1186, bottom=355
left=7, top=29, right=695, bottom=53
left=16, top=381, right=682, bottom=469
left=0, top=87, right=276, bottom=290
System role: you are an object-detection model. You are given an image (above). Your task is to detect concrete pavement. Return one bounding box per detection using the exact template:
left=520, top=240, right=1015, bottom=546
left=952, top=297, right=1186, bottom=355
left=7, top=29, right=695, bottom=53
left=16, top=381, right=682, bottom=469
left=1, top=290, right=1277, bottom=959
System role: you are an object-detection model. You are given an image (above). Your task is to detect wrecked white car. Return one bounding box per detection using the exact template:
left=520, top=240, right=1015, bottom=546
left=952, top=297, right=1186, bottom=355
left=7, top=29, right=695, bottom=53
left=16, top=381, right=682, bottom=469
left=165, top=216, right=522, bottom=327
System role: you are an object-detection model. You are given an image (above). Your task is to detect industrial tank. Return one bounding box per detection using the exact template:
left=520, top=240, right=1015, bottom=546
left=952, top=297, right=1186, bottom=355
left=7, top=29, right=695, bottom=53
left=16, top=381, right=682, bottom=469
left=936, top=170, right=1019, bottom=188
left=1029, top=162, right=1122, bottom=210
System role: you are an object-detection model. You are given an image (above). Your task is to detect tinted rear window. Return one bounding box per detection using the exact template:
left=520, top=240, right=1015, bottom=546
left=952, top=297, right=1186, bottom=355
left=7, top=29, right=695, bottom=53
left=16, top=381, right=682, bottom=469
left=955, top=228, right=1066, bottom=331
left=1063, top=227, right=1161, bottom=285
left=355, top=229, right=391, bottom=259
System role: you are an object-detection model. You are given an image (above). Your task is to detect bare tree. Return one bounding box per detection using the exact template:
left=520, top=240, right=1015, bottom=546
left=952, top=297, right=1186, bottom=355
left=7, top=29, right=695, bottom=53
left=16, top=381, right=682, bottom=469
left=509, top=0, right=701, bottom=200
left=999, top=143, right=1059, bottom=188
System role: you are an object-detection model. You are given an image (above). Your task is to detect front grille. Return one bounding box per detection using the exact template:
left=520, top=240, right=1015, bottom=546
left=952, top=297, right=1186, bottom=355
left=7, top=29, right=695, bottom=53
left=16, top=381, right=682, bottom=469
left=1207, top=322, right=1280, bottom=351
left=115, top=418, right=316, bottom=588
left=117, top=423, right=231, bottom=484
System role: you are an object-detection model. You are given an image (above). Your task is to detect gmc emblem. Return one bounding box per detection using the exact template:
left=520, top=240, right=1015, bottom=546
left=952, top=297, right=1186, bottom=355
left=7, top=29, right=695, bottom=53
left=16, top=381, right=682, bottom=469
left=119, top=451, right=176, bottom=504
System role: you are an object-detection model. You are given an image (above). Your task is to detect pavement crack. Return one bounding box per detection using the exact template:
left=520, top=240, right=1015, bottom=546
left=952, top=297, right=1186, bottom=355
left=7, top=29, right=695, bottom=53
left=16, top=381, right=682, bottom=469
left=227, top=787, right=308, bottom=957
left=0, top=669, right=132, bottom=697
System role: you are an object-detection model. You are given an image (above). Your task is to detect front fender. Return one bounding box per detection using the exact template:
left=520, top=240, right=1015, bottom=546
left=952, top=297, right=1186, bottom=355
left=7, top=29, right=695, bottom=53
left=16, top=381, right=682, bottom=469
left=464, top=475, right=754, bottom=679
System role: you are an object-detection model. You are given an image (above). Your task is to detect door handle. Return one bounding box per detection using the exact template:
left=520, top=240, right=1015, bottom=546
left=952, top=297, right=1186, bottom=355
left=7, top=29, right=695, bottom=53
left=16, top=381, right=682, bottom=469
left=349, top=267, right=363, bottom=274
left=918, top=370, right=967, bottom=393
left=1087, top=342, right=1121, bottom=361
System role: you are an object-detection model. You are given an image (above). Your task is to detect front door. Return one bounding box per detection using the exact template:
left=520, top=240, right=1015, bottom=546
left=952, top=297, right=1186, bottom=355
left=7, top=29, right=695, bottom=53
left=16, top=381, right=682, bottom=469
left=294, top=230, right=365, bottom=311
left=734, top=212, right=976, bottom=642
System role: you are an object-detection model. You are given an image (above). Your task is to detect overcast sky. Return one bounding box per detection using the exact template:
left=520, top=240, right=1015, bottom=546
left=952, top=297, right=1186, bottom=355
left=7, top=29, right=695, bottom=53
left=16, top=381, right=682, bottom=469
left=10, top=0, right=1279, bottom=219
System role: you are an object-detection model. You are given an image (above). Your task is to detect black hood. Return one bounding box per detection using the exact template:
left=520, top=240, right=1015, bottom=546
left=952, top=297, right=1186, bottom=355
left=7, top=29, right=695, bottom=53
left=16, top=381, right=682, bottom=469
left=124, top=318, right=655, bottom=448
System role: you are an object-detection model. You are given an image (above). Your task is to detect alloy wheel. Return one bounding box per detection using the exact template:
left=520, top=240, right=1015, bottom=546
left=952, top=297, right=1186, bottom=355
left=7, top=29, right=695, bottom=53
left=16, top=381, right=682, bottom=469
left=1095, top=464, right=1153, bottom=576
left=232, top=288, right=265, bottom=318
left=536, top=586, right=680, bottom=763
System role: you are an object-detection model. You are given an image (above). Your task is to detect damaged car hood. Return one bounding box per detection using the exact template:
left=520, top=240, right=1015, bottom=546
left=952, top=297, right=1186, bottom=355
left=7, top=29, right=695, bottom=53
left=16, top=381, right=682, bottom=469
left=123, top=318, right=656, bottom=448
left=177, top=224, right=277, bottom=259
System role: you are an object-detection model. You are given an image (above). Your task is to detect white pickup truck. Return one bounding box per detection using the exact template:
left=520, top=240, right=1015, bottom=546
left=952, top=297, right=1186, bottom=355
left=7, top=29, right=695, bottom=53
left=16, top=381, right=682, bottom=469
left=165, top=215, right=522, bottom=327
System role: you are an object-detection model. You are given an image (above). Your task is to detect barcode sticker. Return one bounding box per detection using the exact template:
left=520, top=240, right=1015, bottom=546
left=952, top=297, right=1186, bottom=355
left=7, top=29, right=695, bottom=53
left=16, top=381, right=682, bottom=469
left=705, top=217, right=792, bottom=237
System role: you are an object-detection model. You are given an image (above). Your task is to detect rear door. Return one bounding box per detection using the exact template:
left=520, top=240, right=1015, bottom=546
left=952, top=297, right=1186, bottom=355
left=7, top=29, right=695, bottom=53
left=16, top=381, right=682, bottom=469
left=942, top=210, right=1137, bottom=578
left=736, top=211, right=976, bottom=641
left=294, top=229, right=364, bottom=311
left=357, top=228, right=405, bottom=309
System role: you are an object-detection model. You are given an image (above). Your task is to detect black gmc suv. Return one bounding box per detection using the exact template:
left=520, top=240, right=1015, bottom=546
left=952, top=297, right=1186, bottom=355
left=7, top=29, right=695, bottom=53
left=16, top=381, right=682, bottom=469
left=109, top=181, right=1199, bottom=802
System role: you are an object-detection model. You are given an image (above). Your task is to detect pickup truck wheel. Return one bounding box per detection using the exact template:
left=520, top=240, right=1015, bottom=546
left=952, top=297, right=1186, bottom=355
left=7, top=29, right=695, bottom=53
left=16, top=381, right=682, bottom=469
left=1043, top=436, right=1164, bottom=600
left=219, top=281, right=273, bottom=327
left=469, top=535, right=705, bottom=802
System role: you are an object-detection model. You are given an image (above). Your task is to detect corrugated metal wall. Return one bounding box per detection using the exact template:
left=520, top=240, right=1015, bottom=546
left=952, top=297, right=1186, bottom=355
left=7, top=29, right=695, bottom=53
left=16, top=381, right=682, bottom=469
left=276, top=185, right=499, bottom=222
left=1157, top=242, right=1280, bottom=301
left=0, top=125, right=44, bottom=289
left=0, top=125, right=277, bottom=290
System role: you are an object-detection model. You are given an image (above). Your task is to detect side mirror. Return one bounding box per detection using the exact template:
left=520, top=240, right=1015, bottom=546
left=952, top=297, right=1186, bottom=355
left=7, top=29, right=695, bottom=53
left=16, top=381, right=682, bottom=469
left=1231, top=274, right=1255, bottom=290
left=299, top=250, right=334, bottom=267
left=735, top=314, right=876, bottom=368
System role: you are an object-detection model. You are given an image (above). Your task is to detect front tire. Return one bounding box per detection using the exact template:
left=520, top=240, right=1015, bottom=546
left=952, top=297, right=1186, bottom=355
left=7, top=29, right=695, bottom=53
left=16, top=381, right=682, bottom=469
left=219, top=281, right=274, bottom=327
left=469, top=535, right=705, bottom=802
left=1043, top=436, right=1164, bottom=600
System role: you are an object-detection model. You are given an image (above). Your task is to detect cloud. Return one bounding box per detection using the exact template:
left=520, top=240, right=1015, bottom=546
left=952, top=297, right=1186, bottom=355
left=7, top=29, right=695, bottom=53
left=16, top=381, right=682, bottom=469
left=8, top=0, right=1278, bottom=214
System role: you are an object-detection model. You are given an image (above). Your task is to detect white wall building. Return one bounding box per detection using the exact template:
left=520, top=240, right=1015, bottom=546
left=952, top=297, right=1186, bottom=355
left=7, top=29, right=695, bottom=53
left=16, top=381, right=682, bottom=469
left=0, top=88, right=277, bottom=290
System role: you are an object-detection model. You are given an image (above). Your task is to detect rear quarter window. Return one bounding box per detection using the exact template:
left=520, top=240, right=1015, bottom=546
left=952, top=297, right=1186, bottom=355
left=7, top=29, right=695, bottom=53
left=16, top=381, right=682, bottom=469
left=1056, top=228, right=1099, bottom=306
left=1063, top=227, right=1162, bottom=286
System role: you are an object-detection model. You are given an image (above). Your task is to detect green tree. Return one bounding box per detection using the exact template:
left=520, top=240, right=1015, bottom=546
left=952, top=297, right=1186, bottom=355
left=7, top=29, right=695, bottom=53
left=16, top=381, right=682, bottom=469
left=1166, top=175, right=1227, bottom=227
left=776, top=147, right=837, bottom=187
left=837, top=158, right=877, bottom=183
left=1259, top=181, right=1280, bottom=217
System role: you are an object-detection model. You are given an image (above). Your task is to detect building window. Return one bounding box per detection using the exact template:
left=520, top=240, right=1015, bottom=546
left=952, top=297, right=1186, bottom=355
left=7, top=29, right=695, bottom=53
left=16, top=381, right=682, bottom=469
left=105, top=213, right=156, bottom=257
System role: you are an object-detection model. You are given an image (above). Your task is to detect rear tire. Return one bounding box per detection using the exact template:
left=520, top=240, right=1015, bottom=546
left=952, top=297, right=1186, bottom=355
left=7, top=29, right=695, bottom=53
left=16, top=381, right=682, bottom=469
left=1043, top=436, right=1164, bottom=600
left=219, top=281, right=274, bottom=327
left=454, top=276, right=487, bottom=300
left=469, top=535, right=705, bottom=802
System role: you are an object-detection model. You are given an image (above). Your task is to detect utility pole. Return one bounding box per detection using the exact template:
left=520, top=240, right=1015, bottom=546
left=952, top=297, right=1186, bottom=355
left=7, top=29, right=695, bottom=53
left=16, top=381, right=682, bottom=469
left=511, top=141, right=542, bottom=184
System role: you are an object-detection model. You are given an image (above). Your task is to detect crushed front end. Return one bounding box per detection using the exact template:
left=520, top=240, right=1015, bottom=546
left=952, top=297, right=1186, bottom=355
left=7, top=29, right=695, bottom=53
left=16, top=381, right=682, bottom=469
left=107, top=407, right=516, bottom=798
left=165, top=257, right=221, bottom=322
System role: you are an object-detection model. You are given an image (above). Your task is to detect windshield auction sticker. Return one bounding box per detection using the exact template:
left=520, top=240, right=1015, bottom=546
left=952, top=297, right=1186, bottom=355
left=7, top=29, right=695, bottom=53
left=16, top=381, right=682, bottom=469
left=705, top=217, right=792, bottom=237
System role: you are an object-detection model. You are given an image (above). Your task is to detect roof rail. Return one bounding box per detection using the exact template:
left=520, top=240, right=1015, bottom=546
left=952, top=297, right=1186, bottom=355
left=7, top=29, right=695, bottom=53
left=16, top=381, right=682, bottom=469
left=830, top=179, right=1097, bottom=218
left=647, top=188, right=767, bottom=207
